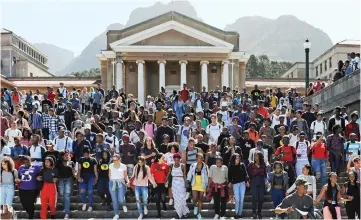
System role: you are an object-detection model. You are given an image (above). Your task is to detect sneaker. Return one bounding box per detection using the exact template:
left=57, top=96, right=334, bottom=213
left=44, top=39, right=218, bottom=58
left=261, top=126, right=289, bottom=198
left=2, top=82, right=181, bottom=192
left=252, top=213, right=257, bottom=219
left=113, top=214, right=119, bottom=220
left=82, top=204, right=87, bottom=211
left=138, top=214, right=143, bottom=220
left=163, top=203, right=167, bottom=211
left=87, top=207, right=93, bottom=212
left=197, top=213, right=202, bottom=219
left=210, top=198, right=214, bottom=204
left=64, top=214, right=69, bottom=219
left=122, top=206, right=128, bottom=213
left=257, top=213, right=262, bottom=219
left=220, top=217, right=226, bottom=220
left=186, top=192, right=190, bottom=200
left=168, top=198, right=174, bottom=206
left=194, top=206, right=198, bottom=215
left=214, top=214, right=219, bottom=219
left=144, top=206, right=148, bottom=215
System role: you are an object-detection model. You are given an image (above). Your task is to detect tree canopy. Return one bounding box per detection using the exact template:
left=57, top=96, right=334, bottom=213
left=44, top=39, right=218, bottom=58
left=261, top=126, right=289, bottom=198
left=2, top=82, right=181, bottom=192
left=66, top=68, right=100, bottom=77
left=246, top=55, right=293, bottom=78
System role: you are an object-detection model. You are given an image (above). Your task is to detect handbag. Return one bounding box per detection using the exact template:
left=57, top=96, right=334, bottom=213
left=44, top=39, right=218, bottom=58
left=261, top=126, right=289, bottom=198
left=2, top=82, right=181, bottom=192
left=129, top=177, right=135, bottom=190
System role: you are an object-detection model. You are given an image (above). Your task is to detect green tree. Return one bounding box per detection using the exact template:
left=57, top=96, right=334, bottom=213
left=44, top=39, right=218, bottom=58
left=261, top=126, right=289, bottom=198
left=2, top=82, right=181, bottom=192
left=246, top=55, right=259, bottom=77
left=246, top=54, right=293, bottom=78
left=67, top=68, right=101, bottom=77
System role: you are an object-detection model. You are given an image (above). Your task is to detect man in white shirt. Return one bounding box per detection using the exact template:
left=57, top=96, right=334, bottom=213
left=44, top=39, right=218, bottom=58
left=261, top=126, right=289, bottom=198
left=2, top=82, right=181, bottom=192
left=104, top=126, right=119, bottom=151
left=206, top=114, right=222, bottom=145
left=54, top=127, right=73, bottom=152
left=58, top=82, right=68, bottom=99
left=220, top=103, right=231, bottom=127
left=28, top=134, right=46, bottom=165
left=177, top=117, right=192, bottom=153
left=295, top=132, right=310, bottom=176
left=310, top=112, right=327, bottom=139
left=4, top=121, right=22, bottom=148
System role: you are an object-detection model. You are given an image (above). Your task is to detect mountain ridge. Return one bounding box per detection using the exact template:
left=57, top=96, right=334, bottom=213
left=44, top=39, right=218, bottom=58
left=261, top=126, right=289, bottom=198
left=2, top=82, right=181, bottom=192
left=36, top=1, right=332, bottom=75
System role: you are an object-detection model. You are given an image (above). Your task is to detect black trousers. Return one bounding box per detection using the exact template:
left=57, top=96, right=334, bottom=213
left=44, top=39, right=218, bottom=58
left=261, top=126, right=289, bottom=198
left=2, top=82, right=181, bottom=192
left=41, top=128, right=49, bottom=140
left=154, top=183, right=166, bottom=216
left=212, top=186, right=228, bottom=217
left=19, top=189, right=37, bottom=219
left=251, top=183, right=265, bottom=214
left=345, top=201, right=360, bottom=219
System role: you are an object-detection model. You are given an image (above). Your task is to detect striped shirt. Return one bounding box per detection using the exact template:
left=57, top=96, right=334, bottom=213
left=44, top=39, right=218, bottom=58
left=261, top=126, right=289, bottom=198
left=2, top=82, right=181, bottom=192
left=42, top=113, right=50, bottom=128
left=30, top=112, right=43, bottom=129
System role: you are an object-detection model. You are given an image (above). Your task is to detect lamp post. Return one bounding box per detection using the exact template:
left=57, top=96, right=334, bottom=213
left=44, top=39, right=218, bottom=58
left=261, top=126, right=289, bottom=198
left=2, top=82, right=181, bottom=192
left=304, top=39, right=311, bottom=96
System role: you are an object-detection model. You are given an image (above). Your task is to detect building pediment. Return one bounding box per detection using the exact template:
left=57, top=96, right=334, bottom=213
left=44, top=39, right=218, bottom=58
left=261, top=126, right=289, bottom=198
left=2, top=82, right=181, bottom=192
left=109, top=20, right=234, bottom=53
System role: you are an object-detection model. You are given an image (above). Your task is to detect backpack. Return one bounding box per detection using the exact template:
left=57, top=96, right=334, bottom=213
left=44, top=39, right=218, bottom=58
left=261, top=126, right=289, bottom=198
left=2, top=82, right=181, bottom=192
left=55, top=137, right=69, bottom=150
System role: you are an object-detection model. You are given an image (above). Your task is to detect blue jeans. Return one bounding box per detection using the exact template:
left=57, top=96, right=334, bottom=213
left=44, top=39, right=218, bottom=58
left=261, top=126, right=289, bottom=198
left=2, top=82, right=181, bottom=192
left=272, top=188, right=286, bottom=218
left=109, top=181, right=126, bottom=215
left=0, top=184, right=15, bottom=205
left=58, top=178, right=72, bottom=214
left=271, top=188, right=285, bottom=207
left=135, top=186, right=148, bottom=214
left=49, top=131, right=57, bottom=141
left=329, top=153, right=342, bottom=172
left=97, top=177, right=111, bottom=204
left=79, top=176, right=95, bottom=207
left=312, top=159, right=326, bottom=186
left=233, top=182, right=246, bottom=216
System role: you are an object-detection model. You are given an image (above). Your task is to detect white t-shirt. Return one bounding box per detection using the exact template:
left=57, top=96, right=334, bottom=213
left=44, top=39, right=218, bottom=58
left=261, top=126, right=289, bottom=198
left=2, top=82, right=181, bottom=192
left=335, top=118, right=348, bottom=126
left=296, top=140, right=309, bottom=160
left=164, top=152, right=174, bottom=165
left=0, top=145, right=11, bottom=158
left=206, top=123, right=222, bottom=144
left=271, top=115, right=280, bottom=128
left=196, top=101, right=203, bottom=113
left=4, top=128, right=22, bottom=147
left=28, top=145, right=45, bottom=160
left=54, top=136, right=73, bottom=152
left=177, top=125, right=192, bottom=148
left=310, top=120, right=326, bottom=138
left=109, top=163, right=127, bottom=180
left=289, top=134, right=299, bottom=146
left=104, top=133, right=119, bottom=149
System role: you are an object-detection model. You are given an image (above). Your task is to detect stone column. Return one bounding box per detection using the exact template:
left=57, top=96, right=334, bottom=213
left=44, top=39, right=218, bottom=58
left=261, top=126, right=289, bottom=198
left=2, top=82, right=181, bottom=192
left=116, top=58, right=123, bottom=91
left=158, top=60, right=166, bottom=92
left=222, top=60, right=230, bottom=87
left=137, top=60, right=145, bottom=105
left=239, top=62, right=246, bottom=89
left=100, top=60, right=107, bottom=90
left=179, top=60, right=188, bottom=89
left=200, top=60, right=209, bottom=90
left=106, top=60, right=112, bottom=91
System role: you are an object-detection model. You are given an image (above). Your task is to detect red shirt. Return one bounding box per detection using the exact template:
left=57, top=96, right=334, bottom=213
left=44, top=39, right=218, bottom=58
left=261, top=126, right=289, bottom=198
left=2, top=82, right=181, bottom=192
left=311, top=142, right=328, bottom=159
left=275, top=145, right=296, bottom=162
left=345, top=122, right=360, bottom=141
left=258, top=107, right=269, bottom=118
left=180, top=89, right=189, bottom=103
left=47, top=92, right=56, bottom=103
left=150, top=162, right=169, bottom=184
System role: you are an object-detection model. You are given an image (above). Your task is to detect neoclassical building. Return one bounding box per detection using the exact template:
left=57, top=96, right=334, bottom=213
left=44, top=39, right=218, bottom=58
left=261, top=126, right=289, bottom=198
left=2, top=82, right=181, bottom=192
left=97, top=11, right=248, bottom=105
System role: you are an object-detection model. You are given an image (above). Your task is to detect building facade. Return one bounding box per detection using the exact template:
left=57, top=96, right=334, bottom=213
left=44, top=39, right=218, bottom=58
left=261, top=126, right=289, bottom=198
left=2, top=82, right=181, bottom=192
left=1, top=28, right=53, bottom=77
left=280, top=40, right=360, bottom=79
left=97, top=11, right=248, bottom=105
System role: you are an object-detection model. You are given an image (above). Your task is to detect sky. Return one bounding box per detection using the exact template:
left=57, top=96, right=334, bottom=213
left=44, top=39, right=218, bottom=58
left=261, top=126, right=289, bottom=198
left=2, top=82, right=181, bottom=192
left=1, top=0, right=360, bottom=56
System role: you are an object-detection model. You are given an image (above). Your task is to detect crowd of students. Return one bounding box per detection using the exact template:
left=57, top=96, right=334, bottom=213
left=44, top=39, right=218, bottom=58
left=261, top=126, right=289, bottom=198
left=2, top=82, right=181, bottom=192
left=0, top=82, right=360, bottom=220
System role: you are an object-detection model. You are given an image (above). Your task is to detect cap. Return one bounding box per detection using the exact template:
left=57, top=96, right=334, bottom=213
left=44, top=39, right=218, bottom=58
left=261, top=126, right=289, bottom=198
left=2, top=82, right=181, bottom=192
left=232, top=116, right=239, bottom=121
left=279, top=115, right=285, bottom=118
left=299, top=131, right=306, bottom=136
left=184, top=116, right=191, bottom=121
left=295, top=178, right=310, bottom=186
left=84, top=124, right=91, bottom=130
left=46, top=141, right=54, bottom=147
left=314, top=103, right=319, bottom=107
left=58, top=127, right=66, bottom=132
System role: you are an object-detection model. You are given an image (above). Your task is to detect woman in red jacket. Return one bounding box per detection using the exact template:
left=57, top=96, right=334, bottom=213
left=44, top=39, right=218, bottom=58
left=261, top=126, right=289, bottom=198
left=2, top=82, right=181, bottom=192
left=311, top=134, right=328, bottom=186
left=150, top=153, right=169, bottom=219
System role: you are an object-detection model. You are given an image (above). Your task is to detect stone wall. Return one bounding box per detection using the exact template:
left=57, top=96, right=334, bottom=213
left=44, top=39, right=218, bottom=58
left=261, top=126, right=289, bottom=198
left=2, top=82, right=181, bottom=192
left=304, top=70, right=360, bottom=117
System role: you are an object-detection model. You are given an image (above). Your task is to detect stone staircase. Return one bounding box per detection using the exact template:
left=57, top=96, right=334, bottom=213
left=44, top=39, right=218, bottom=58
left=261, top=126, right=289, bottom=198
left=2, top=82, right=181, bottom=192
left=14, top=167, right=349, bottom=219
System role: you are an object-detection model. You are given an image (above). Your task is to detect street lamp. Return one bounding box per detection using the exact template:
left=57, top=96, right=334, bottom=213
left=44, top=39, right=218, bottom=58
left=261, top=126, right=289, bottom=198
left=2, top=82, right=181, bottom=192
left=304, top=39, right=311, bottom=96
